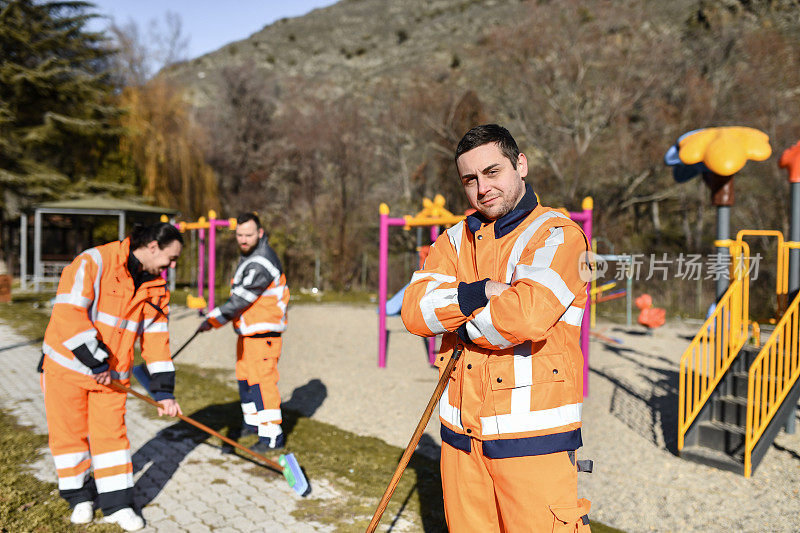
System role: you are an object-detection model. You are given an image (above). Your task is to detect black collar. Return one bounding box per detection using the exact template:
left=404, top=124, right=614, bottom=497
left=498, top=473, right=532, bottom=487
left=127, top=251, right=157, bottom=292
left=465, top=183, right=539, bottom=239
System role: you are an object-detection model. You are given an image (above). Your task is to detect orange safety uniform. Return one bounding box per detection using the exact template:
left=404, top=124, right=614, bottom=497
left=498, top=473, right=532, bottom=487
left=40, top=238, right=175, bottom=514
left=207, top=234, right=289, bottom=444
left=402, top=185, right=592, bottom=532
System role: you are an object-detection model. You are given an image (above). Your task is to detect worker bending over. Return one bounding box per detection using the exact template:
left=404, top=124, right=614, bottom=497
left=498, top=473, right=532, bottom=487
left=40, top=222, right=183, bottom=530
left=402, top=124, right=592, bottom=532
left=200, top=212, right=290, bottom=452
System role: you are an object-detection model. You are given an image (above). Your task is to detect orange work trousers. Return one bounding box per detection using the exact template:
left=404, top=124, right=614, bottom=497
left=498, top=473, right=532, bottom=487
left=441, top=440, right=591, bottom=532
left=41, top=367, right=134, bottom=514
left=236, top=335, right=282, bottom=428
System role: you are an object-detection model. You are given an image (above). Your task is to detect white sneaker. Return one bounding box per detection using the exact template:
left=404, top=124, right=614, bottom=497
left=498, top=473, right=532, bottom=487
left=102, top=507, right=144, bottom=531
left=70, top=501, right=93, bottom=524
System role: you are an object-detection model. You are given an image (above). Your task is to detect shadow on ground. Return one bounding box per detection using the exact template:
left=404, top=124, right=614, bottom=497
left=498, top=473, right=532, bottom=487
left=590, top=341, right=680, bottom=455
left=131, top=379, right=327, bottom=508
left=386, top=433, right=446, bottom=533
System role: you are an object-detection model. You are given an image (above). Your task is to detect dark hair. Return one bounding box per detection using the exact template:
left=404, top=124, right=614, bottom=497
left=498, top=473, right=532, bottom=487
left=237, top=212, right=261, bottom=229
left=455, top=124, right=520, bottom=169
left=130, top=222, right=183, bottom=250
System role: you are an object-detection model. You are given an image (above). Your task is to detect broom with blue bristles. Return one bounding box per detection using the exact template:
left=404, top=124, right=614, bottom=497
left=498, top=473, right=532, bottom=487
left=110, top=380, right=310, bottom=496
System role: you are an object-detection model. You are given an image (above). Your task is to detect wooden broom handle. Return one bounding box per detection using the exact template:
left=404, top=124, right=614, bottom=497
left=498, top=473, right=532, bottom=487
left=108, top=381, right=284, bottom=474
left=365, top=345, right=463, bottom=533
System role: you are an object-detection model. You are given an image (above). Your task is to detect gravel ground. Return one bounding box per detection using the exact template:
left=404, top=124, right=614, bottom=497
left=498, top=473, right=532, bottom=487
left=170, top=304, right=800, bottom=533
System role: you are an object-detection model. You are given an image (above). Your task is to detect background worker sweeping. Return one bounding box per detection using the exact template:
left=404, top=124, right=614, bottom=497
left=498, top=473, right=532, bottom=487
left=401, top=124, right=592, bottom=531
left=39, top=222, right=183, bottom=531
left=199, top=212, right=290, bottom=452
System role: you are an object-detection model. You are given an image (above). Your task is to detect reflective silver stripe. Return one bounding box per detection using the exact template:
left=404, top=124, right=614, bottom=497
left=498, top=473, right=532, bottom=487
left=54, top=293, right=91, bottom=308
left=559, top=306, right=584, bottom=326
left=262, top=285, right=287, bottom=298
left=438, top=382, right=463, bottom=430
left=258, top=408, right=282, bottom=423
left=235, top=313, right=286, bottom=335
left=514, top=264, right=574, bottom=308
left=242, top=402, right=259, bottom=426
left=95, top=472, right=134, bottom=493
left=232, top=286, right=258, bottom=303
left=98, top=311, right=141, bottom=334
left=62, top=329, right=97, bottom=351
left=504, top=211, right=570, bottom=283
left=446, top=220, right=464, bottom=257
left=53, top=450, right=90, bottom=470
left=44, top=342, right=92, bottom=375
left=468, top=302, right=513, bottom=349
left=83, top=248, right=103, bottom=322
left=208, top=307, right=223, bottom=319
left=480, top=402, right=583, bottom=436
left=258, top=422, right=283, bottom=438
left=146, top=361, right=174, bottom=374
left=235, top=255, right=280, bottom=283
left=410, top=272, right=456, bottom=284
left=43, top=342, right=129, bottom=378
left=92, top=448, right=131, bottom=469
left=419, top=285, right=457, bottom=335
left=58, top=469, right=91, bottom=490
left=143, top=321, right=168, bottom=333
left=56, top=258, right=91, bottom=308
left=511, top=356, right=533, bottom=416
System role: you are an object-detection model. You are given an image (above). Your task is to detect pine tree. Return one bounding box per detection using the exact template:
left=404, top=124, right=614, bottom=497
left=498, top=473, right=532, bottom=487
left=0, top=0, right=133, bottom=226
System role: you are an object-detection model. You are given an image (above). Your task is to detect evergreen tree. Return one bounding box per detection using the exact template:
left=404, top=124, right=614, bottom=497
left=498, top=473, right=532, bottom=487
left=0, top=0, right=132, bottom=227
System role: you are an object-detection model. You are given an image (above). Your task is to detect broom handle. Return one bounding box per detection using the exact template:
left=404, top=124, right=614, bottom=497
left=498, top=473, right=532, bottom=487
left=365, top=345, right=463, bottom=533
left=171, top=327, right=201, bottom=360
left=108, top=381, right=284, bottom=474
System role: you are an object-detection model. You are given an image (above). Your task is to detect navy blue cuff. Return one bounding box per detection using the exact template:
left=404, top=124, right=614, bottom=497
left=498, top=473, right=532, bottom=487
left=91, top=362, right=109, bottom=374
left=458, top=279, right=489, bottom=317
left=153, top=391, right=175, bottom=401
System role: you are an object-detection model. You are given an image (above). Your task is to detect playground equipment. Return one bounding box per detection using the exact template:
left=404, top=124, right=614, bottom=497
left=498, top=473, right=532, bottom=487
left=378, top=195, right=463, bottom=368
left=590, top=238, right=633, bottom=327
left=164, top=211, right=237, bottom=311
left=675, top=134, right=800, bottom=477
left=665, top=127, right=772, bottom=300
left=634, top=293, right=665, bottom=330
left=378, top=195, right=595, bottom=395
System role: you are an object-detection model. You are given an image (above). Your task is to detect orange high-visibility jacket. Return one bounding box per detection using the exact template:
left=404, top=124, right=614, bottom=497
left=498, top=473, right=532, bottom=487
left=402, top=186, right=589, bottom=458
left=42, top=239, right=175, bottom=398
left=208, top=235, right=289, bottom=336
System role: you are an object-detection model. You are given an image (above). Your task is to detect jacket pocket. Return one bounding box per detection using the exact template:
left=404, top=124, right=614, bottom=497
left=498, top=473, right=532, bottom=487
left=549, top=498, right=591, bottom=532
left=488, top=354, right=566, bottom=392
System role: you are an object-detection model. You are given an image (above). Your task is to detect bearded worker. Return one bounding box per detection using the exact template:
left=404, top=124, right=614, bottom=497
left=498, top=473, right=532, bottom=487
left=401, top=124, right=592, bottom=532
left=40, top=222, right=183, bottom=531
left=199, top=212, right=290, bottom=452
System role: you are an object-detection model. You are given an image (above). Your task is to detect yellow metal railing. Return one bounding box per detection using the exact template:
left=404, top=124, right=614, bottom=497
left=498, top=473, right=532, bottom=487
left=678, top=241, right=751, bottom=450
left=744, top=240, right=800, bottom=477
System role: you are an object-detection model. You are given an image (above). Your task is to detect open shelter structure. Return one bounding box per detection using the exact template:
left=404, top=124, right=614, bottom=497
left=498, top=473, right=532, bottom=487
left=20, top=197, right=177, bottom=291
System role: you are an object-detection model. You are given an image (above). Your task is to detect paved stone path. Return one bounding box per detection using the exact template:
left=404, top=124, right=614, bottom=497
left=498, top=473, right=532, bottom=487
left=0, top=324, right=335, bottom=532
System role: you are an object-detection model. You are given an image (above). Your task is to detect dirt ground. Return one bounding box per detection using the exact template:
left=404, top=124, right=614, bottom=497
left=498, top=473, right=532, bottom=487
left=169, top=304, right=800, bottom=533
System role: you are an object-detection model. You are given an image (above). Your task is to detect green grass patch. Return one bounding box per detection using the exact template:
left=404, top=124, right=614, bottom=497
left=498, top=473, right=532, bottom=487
left=0, top=291, right=53, bottom=341
left=0, top=408, right=117, bottom=531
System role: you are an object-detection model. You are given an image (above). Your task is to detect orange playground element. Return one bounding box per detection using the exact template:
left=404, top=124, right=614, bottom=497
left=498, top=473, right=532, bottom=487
left=636, top=293, right=665, bottom=329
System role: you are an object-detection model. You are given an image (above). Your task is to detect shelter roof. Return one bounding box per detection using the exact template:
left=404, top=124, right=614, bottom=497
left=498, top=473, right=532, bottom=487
left=34, top=197, right=177, bottom=215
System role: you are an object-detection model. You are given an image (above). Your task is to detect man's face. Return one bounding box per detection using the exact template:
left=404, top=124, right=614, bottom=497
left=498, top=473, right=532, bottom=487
left=456, top=142, right=528, bottom=220
left=140, top=240, right=182, bottom=275
left=236, top=220, right=263, bottom=255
